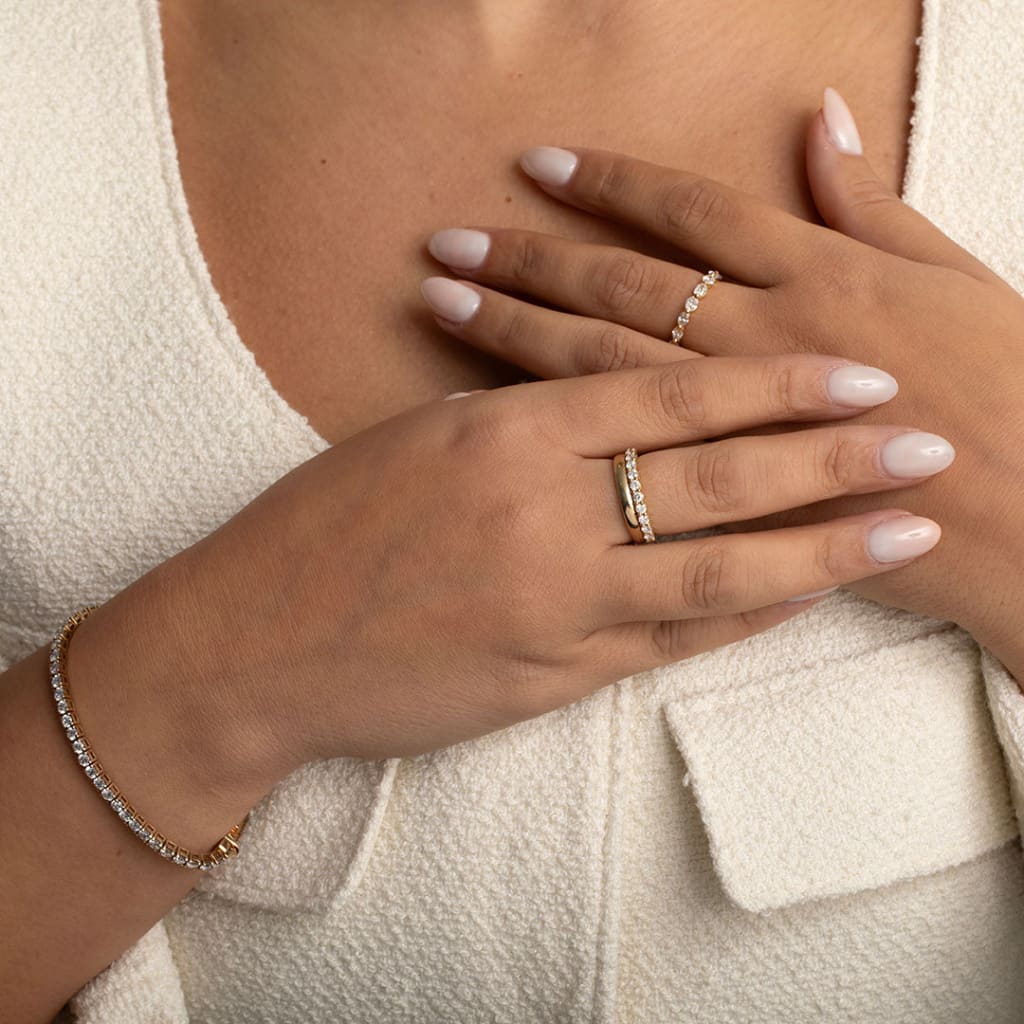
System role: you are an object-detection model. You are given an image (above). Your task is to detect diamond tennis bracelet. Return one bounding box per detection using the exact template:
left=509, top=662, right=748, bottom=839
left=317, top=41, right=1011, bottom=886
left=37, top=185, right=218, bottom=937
left=49, top=606, right=247, bottom=870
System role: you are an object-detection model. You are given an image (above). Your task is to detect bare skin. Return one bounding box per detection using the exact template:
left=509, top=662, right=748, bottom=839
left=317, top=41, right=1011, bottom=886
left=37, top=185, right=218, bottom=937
left=161, top=0, right=920, bottom=445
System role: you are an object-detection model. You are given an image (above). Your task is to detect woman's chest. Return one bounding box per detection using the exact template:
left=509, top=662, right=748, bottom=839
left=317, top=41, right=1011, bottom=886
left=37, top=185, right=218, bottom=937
left=164, top=0, right=920, bottom=446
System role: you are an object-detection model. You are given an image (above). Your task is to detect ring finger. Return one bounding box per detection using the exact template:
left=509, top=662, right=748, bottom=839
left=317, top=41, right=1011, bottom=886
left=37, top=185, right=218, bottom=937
left=585, top=424, right=956, bottom=545
left=426, top=227, right=763, bottom=352
left=421, top=276, right=693, bottom=379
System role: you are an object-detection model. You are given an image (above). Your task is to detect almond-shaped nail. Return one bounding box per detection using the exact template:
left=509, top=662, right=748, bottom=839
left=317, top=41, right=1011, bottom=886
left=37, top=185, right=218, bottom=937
left=421, top=277, right=481, bottom=324
left=822, top=86, right=863, bottom=155
left=866, top=515, right=941, bottom=564
left=428, top=229, right=491, bottom=270
left=520, top=147, right=579, bottom=187
left=879, top=432, right=955, bottom=479
left=826, top=365, right=898, bottom=407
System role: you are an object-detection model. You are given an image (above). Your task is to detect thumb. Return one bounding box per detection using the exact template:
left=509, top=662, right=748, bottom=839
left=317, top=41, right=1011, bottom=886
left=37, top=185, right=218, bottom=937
left=807, top=86, right=995, bottom=282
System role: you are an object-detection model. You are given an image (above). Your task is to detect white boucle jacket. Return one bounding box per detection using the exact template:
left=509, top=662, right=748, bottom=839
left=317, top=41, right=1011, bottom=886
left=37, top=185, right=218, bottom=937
left=2, top=1, right=1024, bottom=1021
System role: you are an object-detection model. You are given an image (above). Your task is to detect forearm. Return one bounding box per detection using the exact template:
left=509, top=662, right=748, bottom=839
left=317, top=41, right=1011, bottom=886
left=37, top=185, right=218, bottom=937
left=0, top=559, right=279, bottom=1022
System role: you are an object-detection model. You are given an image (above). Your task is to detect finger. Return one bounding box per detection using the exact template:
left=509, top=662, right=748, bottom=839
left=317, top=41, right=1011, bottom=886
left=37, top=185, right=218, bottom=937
left=530, top=354, right=899, bottom=456
left=808, top=88, right=1003, bottom=286
left=426, top=227, right=756, bottom=347
left=584, top=425, right=955, bottom=545
left=421, top=276, right=694, bottom=379
left=592, top=595, right=829, bottom=681
left=590, top=510, right=940, bottom=628
left=518, top=146, right=822, bottom=286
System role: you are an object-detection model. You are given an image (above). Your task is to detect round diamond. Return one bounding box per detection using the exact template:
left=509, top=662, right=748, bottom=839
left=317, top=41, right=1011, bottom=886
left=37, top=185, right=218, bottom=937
left=72, top=739, right=85, bottom=754
left=56, top=698, right=68, bottom=714
left=704, top=272, right=718, bottom=283
left=671, top=327, right=684, bottom=342
left=694, top=282, right=708, bottom=298
left=77, top=751, right=92, bottom=767
left=85, top=764, right=99, bottom=780
left=685, top=296, right=699, bottom=313
left=60, top=713, right=73, bottom=729
left=148, top=836, right=163, bottom=851
left=173, top=853, right=187, bottom=866
left=636, top=502, right=647, bottom=514
left=677, top=312, right=689, bottom=326
left=187, top=858, right=201, bottom=869
left=639, top=515, right=650, bottom=526
left=65, top=727, right=78, bottom=743
left=51, top=673, right=62, bottom=688
left=101, top=786, right=114, bottom=801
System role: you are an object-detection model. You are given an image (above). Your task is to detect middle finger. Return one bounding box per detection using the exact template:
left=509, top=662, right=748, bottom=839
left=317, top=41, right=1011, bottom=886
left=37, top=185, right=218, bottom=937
left=427, top=227, right=764, bottom=353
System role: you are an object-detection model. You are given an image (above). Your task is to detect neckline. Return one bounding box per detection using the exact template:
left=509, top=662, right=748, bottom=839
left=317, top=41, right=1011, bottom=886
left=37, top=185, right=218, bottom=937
left=137, top=0, right=936, bottom=456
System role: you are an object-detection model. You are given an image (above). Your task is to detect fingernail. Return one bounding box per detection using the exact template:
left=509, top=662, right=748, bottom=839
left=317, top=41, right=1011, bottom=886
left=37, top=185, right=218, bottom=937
left=866, top=515, right=941, bottom=563
left=420, top=277, right=481, bottom=324
left=826, top=364, right=898, bottom=407
left=822, top=86, right=863, bottom=155
left=520, top=147, right=579, bottom=186
left=785, top=585, right=839, bottom=604
left=428, top=229, right=491, bottom=270
left=443, top=391, right=473, bottom=400
left=879, top=431, right=956, bottom=479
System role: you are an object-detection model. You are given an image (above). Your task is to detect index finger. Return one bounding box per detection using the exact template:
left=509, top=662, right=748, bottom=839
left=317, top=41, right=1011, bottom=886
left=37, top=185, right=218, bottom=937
left=519, top=147, right=821, bottom=286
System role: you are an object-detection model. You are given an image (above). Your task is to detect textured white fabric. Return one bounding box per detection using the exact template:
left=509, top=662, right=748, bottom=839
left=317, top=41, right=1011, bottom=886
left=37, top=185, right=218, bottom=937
left=1, top=0, right=1024, bottom=1021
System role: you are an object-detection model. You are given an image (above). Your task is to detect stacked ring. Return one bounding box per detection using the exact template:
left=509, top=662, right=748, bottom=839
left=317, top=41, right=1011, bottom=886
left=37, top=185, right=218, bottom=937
left=670, top=269, right=721, bottom=345
left=612, top=447, right=656, bottom=543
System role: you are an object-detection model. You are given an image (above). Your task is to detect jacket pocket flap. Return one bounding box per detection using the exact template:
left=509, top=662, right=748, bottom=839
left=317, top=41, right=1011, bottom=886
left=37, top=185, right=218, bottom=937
left=663, top=629, right=1018, bottom=914
left=195, top=756, right=400, bottom=913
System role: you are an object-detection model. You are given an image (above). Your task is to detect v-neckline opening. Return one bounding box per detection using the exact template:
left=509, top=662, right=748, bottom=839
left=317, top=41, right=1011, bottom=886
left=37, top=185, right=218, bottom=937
left=138, top=0, right=936, bottom=456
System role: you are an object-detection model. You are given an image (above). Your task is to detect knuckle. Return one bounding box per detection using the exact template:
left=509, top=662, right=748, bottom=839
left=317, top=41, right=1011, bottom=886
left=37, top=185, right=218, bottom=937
left=493, top=302, right=529, bottom=353
left=846, top=176, right=899, bottom=214
left=815, top=248, right=887, bottom=306
left=509, top=234, right=545, bottom=286
left=591, top=157, right=633, bottom=209
left=649, top=619, right=688, bottom=662
left=681, top=544, right=736, bottom=612
left=812, top=529, right=848, bottom=584
left=651, top=361, right=707, bottom=432
left=659, top=177, right=727, bottom=239
left=589, top=325, right=644, bottom=374
left=686, top=444, right=745, bottom=518
left=815, top=433, right=859, bottom=493
left=763, top=360, right=804, bottom=419
left=591, top=253, right=651, bottom=318
left=445, top=394, right=528, bottom=459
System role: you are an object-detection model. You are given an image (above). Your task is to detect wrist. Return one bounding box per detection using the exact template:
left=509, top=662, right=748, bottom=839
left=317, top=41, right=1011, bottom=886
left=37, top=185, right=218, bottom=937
left=67, top=556, right=288, bottom=852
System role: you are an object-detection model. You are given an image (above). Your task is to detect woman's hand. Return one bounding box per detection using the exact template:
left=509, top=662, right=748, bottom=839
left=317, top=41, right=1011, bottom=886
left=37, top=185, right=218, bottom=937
left=139, top=354, right=944, bottom=779
left=420, top=88, right=1024, bottom=677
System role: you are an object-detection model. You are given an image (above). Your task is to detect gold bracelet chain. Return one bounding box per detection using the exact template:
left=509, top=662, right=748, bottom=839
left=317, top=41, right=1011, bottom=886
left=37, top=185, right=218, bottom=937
left=50, top=606, right=246, bottom=870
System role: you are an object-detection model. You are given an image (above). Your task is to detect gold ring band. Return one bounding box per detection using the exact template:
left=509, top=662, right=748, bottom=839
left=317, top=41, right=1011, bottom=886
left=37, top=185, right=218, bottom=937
left=670, top=269, right=721, bottom=345
left=613, top=448, right=656, bottom=543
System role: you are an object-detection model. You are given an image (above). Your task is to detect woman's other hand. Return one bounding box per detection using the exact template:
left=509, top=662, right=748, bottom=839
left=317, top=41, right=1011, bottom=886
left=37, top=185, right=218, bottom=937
left=421, top=88, right=1024, bottom=673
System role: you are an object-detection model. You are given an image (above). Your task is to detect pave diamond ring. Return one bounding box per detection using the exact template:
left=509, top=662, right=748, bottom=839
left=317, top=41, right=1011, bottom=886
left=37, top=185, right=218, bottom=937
left=670, top=269, right=721, bottom=346
left=612, top=447, right=656, bottom=544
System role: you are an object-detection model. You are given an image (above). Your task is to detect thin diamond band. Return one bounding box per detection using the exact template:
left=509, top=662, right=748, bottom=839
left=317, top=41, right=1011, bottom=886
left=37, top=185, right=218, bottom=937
left=49, top=606, right=247, bottom=870
left=670, top=269, right=721, bottom=345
